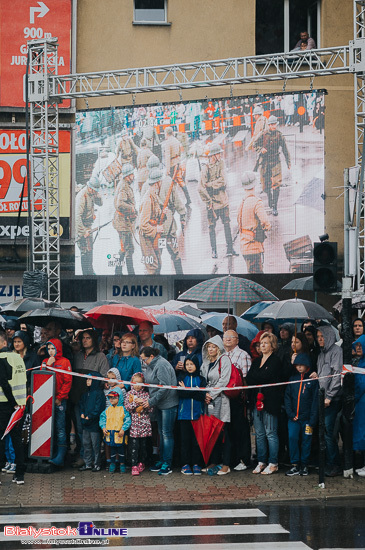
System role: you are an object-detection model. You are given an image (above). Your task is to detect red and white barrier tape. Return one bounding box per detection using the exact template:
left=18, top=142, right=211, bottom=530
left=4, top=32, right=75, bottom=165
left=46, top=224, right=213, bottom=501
left=29, top=363, right=364, bottom=394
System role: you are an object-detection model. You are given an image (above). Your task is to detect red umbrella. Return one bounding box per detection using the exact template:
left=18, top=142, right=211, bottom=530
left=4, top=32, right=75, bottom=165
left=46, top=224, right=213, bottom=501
left=191, top=414, right=224, bottom=465
left=84, top=303, right=159, bottom=329
left=1, top=396, right=34, bottom=440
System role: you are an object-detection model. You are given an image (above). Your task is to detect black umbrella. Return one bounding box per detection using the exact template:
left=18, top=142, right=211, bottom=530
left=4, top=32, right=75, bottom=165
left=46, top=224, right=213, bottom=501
left=18, top=308, right=92, bottom=329
left=282, top=276, right=342, bottom=292
left=253, top=298, right=334, bottom=322
left=2, top=298, right=62, bottom=316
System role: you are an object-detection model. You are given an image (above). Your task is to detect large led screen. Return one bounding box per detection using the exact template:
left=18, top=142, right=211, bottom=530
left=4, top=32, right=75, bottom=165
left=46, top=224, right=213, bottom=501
left=75, top=92, right=325, bottom=276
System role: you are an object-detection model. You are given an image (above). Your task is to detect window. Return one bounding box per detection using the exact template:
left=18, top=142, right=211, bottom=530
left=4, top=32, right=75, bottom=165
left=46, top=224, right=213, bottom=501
left=134, top=0, right=167, bottom=24
left=256, top=0, right=320, bottom=55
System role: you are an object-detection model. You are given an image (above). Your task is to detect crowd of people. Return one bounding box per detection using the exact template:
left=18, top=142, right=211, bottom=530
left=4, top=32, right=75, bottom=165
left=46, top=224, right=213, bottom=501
left=0, top=312, right=364, bottom=485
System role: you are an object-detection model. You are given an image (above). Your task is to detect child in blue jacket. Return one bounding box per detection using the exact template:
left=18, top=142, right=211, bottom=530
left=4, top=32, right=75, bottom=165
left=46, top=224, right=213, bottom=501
left=78, top=372, right=105, bottom=472
left=177, top=356, right=206, bottom=476
left=284, top=353, right=318, bottom=477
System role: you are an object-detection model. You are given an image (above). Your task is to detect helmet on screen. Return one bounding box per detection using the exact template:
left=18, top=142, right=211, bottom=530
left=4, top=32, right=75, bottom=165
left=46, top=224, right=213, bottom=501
left=148, top=167, right=163, bottom=185
left=241, top=171, right=257, bottom=189
left=147, top=155, right=160, bottom=170
left=87, top=176, right=100, bottom=190
left=122, top=163, right=134, bottom=178
left=208, top=143, right=223, bottom=156
left=253, top=105, right=263, bottom=115
left=268, top=115, right=278, bottom=125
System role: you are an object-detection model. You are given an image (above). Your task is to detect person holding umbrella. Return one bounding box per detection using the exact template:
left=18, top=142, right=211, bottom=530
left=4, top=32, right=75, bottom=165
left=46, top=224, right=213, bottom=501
left=246, top=331, right=282, bottom=475
left=0, top=332, right=27, bottom=485
left=200, top=335, right=232, bottom=475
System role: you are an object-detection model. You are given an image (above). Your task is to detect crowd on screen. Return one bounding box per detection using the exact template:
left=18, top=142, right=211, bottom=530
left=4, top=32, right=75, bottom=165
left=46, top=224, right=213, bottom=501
left=0, top=312, right=365, bottom=484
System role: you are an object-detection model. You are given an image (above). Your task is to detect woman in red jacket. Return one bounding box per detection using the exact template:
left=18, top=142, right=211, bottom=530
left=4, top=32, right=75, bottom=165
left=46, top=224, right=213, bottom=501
left=42, top=339, right=72, bottom=467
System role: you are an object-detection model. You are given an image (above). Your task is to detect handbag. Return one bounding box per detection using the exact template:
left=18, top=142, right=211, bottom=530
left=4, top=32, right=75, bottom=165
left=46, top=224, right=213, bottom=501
left=218, top=357, right=244, bottom=399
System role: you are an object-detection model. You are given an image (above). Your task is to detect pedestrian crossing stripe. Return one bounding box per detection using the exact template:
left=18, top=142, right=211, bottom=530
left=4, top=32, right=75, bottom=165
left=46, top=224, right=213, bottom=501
left=0, top=507, right=313, bottom=548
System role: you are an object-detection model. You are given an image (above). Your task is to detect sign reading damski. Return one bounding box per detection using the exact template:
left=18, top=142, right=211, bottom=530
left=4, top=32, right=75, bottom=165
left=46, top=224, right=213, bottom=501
left=0, top=0, right=71, bottom=107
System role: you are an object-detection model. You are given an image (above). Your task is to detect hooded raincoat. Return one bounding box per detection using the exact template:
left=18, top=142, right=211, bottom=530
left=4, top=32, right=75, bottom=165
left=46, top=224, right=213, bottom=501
left=99, top=389, right=131, bottom=446
left=316, top=325, right=343, bottom=401
left=41, top=339, right=72, bottom=401
left=200, top=335, right=231, bottom=423
left=172, top=328, right=204, bottom=368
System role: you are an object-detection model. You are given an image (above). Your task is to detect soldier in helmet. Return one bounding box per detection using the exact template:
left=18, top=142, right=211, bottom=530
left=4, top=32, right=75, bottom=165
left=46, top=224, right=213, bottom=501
left=116, top=128, right=139, bottom=167
left=112, top=163, right=137, bottom=275
left=142, top=155, right=186, bottom=274
left=76, top=176, right=103, bottom=275
left=139, top=167, right=164, bottom=275
left=245, top=105, right=268, bottom=152
left=136, top=138, right=153, bottom=192
left=198, top=143, right=237, bottom=259
left=254, top=115, right=291, bottom=216
left=163, top=126, right=191, bottom=205
left=237, top=171, right=271, bottom=273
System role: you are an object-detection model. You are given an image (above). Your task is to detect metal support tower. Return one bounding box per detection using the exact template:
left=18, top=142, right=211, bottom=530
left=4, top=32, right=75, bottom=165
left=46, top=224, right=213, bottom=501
left=27, top=13, right=365, bottom=299
left=28, top=38, right=60, bottom=302
left=354, top=0, right=365, bottom=291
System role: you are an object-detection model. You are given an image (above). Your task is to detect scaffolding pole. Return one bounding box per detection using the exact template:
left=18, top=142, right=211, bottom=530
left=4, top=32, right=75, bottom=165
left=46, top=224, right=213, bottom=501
left=28, top=38, right=60, bottom=302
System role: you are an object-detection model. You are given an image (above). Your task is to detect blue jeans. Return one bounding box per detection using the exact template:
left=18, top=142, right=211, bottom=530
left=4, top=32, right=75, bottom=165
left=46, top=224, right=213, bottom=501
left=253, top=409, right=279, bottom=465
left=324, top=400, right=341, bottom=468
left=288, top=419, right=313, bottom=465
left=54, top=399, right=67, bottom=448
left=156, top=406, right=177, bottom=467
left=5, top=434, right=15, bottom=462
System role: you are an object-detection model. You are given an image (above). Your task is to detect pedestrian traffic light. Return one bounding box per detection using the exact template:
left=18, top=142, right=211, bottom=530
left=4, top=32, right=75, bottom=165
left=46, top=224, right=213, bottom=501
left=313, top=241, right=338, bottom=292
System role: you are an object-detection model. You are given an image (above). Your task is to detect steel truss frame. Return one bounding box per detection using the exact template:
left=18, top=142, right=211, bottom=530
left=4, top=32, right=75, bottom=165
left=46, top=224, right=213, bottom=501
left=28, top=38, right=60, bottom=302
left=27, top=3, right=365, bottom=301
left=354, top=1, right=365, bottom=292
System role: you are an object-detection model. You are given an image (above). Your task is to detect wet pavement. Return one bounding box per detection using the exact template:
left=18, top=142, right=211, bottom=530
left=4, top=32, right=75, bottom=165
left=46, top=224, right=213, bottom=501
left=0, top=464, right=364, bottom=549
left=0, top=499, right=363, bottom=549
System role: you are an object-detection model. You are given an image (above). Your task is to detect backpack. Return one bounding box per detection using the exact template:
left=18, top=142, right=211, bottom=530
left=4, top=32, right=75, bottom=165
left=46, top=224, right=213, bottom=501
left=218, top=356, right=244, bottom=399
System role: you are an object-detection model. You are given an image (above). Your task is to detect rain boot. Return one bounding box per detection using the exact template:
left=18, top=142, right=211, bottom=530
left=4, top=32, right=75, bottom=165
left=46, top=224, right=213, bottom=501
left=209, top=228, right=217, bottom=259
left=182, top=185, right=191, bottom=205
left=115, top=251, right=125, bottom=275
left=173, top=257, right=183, bottom=275
left=125, top=256, right=135, bottom=275
left=224, top=223, right=238, bottom=256
left=49, top=445, right=67, bottom=467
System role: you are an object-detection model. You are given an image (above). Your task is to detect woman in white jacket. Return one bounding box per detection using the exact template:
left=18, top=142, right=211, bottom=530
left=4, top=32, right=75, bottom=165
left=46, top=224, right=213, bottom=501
left=200, top=335, right=232, bottom=475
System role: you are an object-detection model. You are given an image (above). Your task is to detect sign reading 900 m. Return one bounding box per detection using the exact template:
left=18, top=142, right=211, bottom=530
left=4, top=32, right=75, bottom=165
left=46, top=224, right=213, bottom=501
left=74, top=92, right=325, bottom=276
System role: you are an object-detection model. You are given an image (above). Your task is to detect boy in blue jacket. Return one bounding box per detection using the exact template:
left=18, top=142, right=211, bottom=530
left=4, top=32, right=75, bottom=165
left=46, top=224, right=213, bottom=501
left=284, top=353, right=318, bottom=477
left=177, top=356, right=206, bottom=476
left=78, top=372, right=105, bottom=472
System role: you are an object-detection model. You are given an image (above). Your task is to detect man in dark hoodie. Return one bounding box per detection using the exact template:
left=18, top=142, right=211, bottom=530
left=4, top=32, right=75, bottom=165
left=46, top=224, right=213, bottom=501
left=78, top=372, right=105, bottom=471
left=172, top=329, right=204, bottom=372
left=310, top=325, right=343, bottom=476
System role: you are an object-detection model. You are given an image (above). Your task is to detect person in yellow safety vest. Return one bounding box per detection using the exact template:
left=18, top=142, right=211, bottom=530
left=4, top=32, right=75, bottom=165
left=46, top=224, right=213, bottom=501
left=0, top=332, right=27, bottom=484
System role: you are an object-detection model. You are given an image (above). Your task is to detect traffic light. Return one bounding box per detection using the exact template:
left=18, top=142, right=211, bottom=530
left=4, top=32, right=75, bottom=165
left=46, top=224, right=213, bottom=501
left=313, top=241, right=338, bottom=292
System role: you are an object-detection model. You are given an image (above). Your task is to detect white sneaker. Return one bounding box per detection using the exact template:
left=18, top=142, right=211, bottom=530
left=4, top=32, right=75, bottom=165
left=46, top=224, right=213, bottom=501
left=1, top=462, right=10, bottom=473
left=358, top=468, right=365, bottom=477
left=355, top=466, right=365, bottom=474
left=234, top=460, right=248, bottom=471
left=7, top=463, right=16, bottom=474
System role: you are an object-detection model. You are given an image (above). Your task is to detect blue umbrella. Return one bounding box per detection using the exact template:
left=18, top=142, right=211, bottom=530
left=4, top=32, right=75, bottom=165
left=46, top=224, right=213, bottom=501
left=201, top=313, right=258, bottom=340
left=240, top=301, right=277, bottom=321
